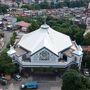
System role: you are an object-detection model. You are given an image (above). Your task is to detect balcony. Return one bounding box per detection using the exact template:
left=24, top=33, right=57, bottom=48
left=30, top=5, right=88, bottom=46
left=14, top=56, right=74, bottom=68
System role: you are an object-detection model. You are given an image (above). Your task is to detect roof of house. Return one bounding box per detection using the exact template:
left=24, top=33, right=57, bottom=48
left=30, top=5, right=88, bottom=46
left=63, top=48, right=74, bottom=57
left=73, top=50, right=83, bottom=55
left=7, top=46, right=16, bottom=55
left=88, top=3, right=90, bottom=9
left=82, top=46, right=90, bottom=51
left=15, top=48, right=27, bottom=56
left=18, top=24, right=72, bottom=55
left=16, top=21, right=31, bottom=27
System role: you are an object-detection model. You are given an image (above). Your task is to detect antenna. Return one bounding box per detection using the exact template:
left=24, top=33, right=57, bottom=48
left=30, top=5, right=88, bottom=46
left=44, top=15, right=47, bottom=24
left=43, top=9, right=47, bottom=24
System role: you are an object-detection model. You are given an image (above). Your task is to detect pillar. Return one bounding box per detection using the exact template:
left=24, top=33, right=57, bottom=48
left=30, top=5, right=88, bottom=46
left=19, top=66, right=22, bottom=73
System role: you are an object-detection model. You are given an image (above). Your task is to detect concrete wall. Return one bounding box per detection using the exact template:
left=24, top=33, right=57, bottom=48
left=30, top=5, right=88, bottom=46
left=31, top=48, right=59, bottom=63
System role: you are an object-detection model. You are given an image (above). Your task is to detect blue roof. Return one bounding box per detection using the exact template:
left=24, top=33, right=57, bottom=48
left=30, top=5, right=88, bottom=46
left=23, top=82, right=38, bottom=86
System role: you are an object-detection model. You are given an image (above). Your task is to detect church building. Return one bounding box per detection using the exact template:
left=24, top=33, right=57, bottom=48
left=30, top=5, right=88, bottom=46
left=7, top=24, right=83, bottom=71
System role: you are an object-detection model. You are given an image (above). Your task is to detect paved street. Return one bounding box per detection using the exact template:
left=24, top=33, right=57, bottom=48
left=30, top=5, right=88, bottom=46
left=0, top=30, right=13, bottom=51
left=3, top=31, right=13, bottom=49
left=0, top=76, right=62, bottom=90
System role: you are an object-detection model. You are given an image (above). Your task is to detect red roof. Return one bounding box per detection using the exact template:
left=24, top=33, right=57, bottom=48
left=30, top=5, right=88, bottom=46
left=82, top=45, right=90, bottom=51
left=16, top=21, right=31, bottom=27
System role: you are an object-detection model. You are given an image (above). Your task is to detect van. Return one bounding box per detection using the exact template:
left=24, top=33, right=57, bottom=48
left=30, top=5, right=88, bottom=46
left=21, top=81, right=38, bottom=89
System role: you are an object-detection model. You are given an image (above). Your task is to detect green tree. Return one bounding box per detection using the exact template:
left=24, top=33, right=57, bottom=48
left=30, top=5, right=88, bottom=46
left=21, top=4, right=30, bottom=10
left=17, top=16, right=85, bottom=45
left=21, top=0, right=90, bottom=9
left=27, top=20, right=41, bottom=32
left=39, top=1, right=50, bottom=9
left=50, top=1, right=55, bottom=9
left=75, top=30, right=84, bottom=45
left=0, top=4, right=9, bottom=14
left=29, top=4, right=39, bottom=10
left=64, top=0, right=70, bottom=7
left=82, top=51, right=90, bottom=68
left=10, top=32, right=17, bottom=45
left=62, top=69, right=82, bottom=90
left=84, top=33, right=90, bottom=45
left=0, top=50, right=16, bottom=74
left=69, top=64, right=79, bottom=71
left=62, top=69, right=90, bottom=90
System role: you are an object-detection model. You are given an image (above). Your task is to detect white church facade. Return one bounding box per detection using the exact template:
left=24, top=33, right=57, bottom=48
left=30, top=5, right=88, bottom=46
left=7, top=24, right=83, bottom=71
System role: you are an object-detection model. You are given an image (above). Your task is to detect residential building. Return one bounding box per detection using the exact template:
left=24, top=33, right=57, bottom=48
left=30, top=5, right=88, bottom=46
left=16, top=21, right=31, bottom=32
left=7, top=23, right=83, bottom=72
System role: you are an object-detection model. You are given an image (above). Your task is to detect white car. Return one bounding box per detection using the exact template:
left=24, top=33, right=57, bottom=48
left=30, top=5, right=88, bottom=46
left=83, top=69, right=90, bottom=77
left=13, top=74, right=22, bottom=81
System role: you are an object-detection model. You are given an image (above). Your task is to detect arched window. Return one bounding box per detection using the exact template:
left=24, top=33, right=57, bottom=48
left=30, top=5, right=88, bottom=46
left=75, top=57, right=77, bottom=62
left=13, top=56, right=15, bottom=60
left=63, top=55, right=67, bottom=61
left=39, top=51, right=49, bottom=60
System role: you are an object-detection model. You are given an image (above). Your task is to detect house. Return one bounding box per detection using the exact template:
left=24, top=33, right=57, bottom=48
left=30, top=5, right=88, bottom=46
left=16, top=21, right=31, bottom=32
left=82, top=46, right=90, bottom=51
left=0, top=21, right=4, bottom=29
left=86, top=3, right=90, bottom=12
left=3, top=16, right=17, bottom=26
left=7, top=24, right=83, bottom=72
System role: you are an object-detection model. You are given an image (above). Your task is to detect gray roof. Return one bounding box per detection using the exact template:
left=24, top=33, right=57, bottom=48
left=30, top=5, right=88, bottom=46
left=15, top=48, right=27, bottom=56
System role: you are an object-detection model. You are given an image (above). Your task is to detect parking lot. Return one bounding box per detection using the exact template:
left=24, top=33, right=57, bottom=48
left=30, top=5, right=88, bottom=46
left=0, top=75, right=62, bottom=90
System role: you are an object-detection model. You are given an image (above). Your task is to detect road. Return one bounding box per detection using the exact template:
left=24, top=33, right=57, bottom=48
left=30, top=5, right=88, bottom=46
left=2, top=76, right=62, bottom=90
left=3, top=31, right=13, bottom=49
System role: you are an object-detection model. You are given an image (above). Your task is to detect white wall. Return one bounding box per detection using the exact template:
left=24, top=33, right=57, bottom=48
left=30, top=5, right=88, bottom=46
left=67, top=56, right=73, bottom=62
left=73, top=54, right=83, bottom=69
left=31, top=48, right=59, bottom=63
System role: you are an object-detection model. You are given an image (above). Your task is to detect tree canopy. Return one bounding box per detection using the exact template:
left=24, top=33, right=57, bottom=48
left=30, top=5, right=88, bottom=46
left=21, top=0, right=90, bottom=10
left=10, top=32, right=17, bottom=46
left=0, top=50, right=16, bottom=74
left=62, top=69, right=90, bottom=90
left=0, top=4, right=9, bottom=14
left=84, top=33, right=90, bottom=45
left=17, top=16, right=85, bottom=45
left=82, top=51, right=90, bottom=68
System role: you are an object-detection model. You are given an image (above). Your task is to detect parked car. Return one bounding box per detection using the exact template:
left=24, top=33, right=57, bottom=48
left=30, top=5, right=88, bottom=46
left=13, top=74, right=22, bottom=81
left=0, top=88, right=3, bottom=90
left=83, top=69, right=90, bottom=77
left=0, top=77, right=7, bottom=85
left=20, top=81, right=39, bottom=89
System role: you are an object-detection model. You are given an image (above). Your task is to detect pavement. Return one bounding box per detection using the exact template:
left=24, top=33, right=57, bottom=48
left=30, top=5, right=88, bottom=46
left=3, top=31, right=13, bottom=49
left=0, top=76, right=62, bottom=90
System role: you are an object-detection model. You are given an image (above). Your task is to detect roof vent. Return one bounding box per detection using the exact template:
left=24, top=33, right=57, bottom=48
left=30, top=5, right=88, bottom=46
left=41, top=24, right=49, bottom=29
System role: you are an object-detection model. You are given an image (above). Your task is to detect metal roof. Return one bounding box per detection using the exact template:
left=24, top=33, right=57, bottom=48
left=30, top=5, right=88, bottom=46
left=7, top=46, right=16, bottom=55
left=18, top=24, right=72, bottom=55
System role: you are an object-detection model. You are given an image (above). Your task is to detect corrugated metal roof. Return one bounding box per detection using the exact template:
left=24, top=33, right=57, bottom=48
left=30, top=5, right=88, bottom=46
left=18, top=24, right=72, bottom=55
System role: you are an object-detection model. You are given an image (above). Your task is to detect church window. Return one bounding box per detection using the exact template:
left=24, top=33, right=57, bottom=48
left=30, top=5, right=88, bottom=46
left=63, top=55, right=67, bottom=61
left=39, top=51, right=49, bottom=60
left=75, top=57, right=77, bottom=62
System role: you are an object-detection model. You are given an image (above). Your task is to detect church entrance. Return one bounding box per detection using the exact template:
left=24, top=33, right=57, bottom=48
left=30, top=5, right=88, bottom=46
left=21, top=67, right=66, bottom=78
left=21, top=67, right=31, bottom=77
